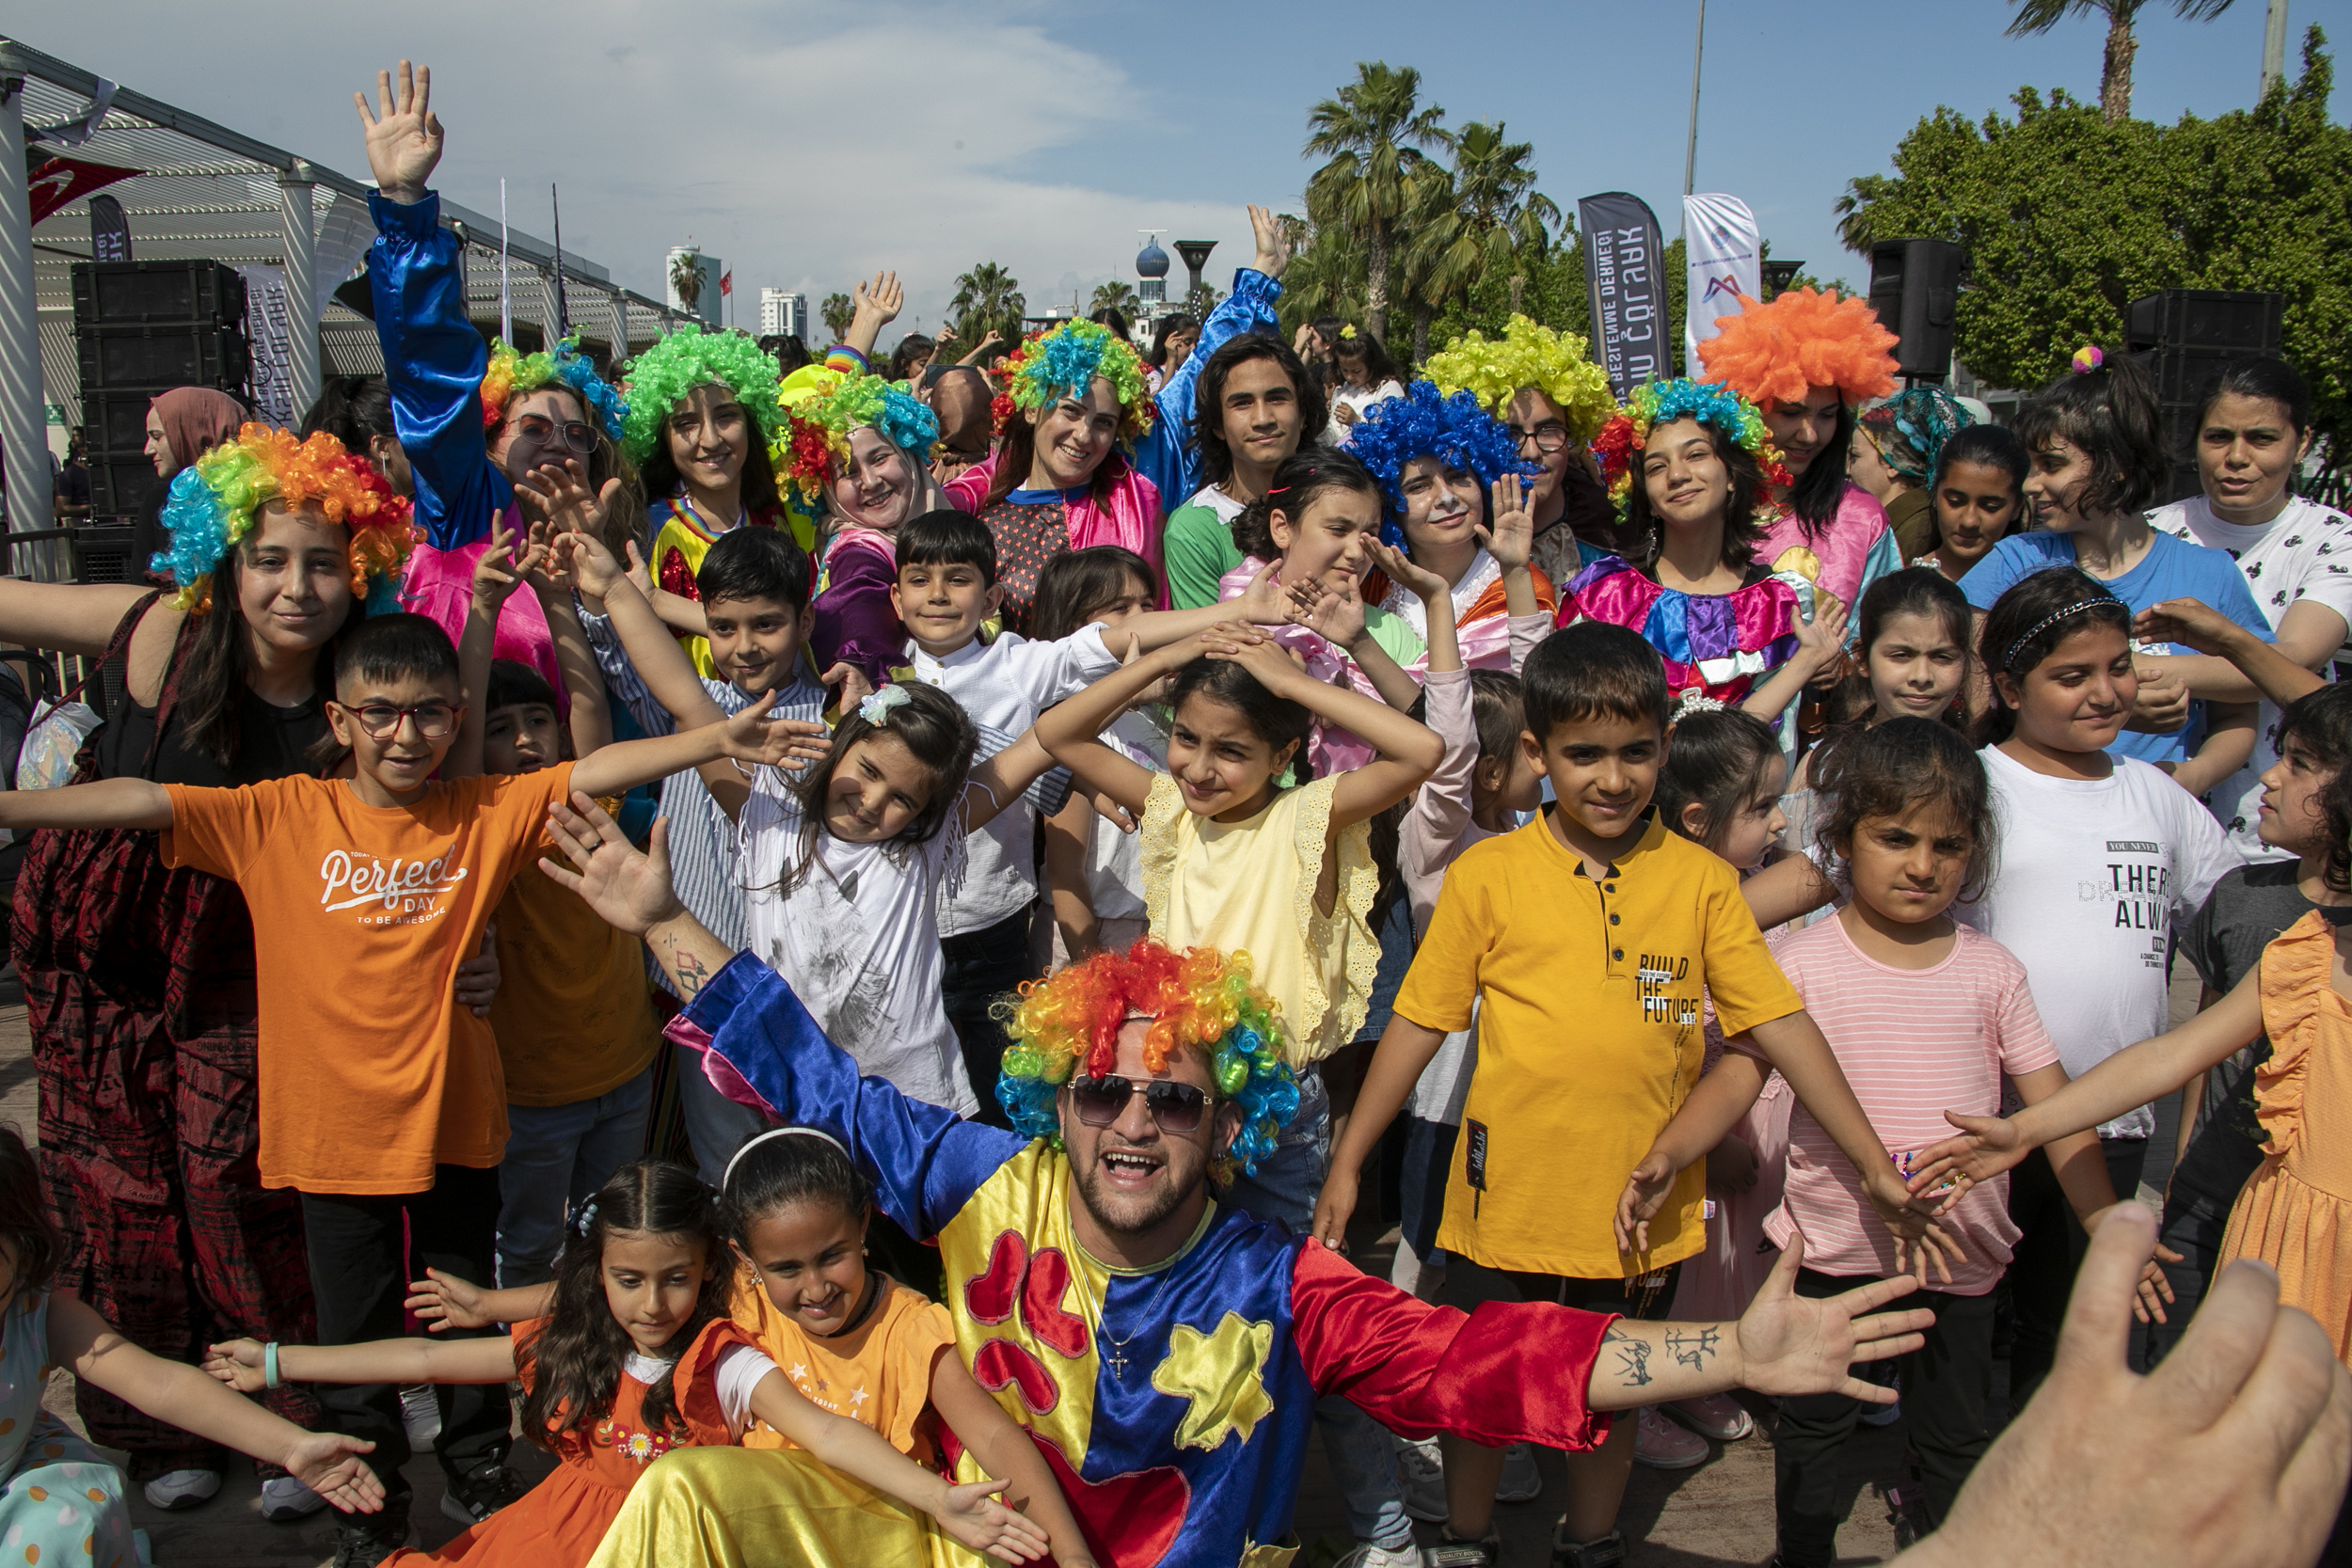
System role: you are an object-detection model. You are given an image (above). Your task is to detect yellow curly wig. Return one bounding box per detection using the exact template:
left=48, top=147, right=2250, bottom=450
left=1696, top=288, right=1899, bottom=407
left=1423, top=314, right=1616, bottom=444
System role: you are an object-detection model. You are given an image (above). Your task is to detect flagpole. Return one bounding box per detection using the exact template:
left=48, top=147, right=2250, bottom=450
left=499, top=178, right=511, bottom=345
left=549, top=182, right=567, bottom=341
left=1683, top=0, right=1706, bottom=204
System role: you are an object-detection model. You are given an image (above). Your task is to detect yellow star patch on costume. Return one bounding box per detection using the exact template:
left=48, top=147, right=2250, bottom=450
left=1151, top=1311, right=1276, bottom=1453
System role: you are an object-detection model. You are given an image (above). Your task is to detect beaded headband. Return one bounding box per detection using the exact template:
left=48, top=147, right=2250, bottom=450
left=1999, top=600, right=2122, bottom=672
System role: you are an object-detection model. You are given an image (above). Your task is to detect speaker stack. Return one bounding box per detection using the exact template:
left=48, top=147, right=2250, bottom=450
left=1866, top=239, right=1964, bottom=384
left=2124, top=290, right=2284, bottom=506
left=71, top=261, right=251, bottom=575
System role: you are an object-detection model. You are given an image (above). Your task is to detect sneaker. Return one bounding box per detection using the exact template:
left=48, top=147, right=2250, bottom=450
left=259, top=1474, right=327, bottom=1521
left=1498, top=1440, right=1543, bottom=1502
left=1426, top=1528, right=1502, bottom=1568
left=330, top=1497, right=412, bottom=1568
left=401, top=1383, right=442, bottom=1449
left=1632, top=1405, right=1708, bottom=1469
left=1395, top=1434, right=1448, bottom=1523
left=1349, top=1543, right=1426, bottom=1568
left=1665, top=1392, right=1756, bottom=1441
left=140, top=1467, right=221, bottom=1511
left=440, top=1462, right=530, bottom=1527
left=1550, top=1524, right=1628, bottom=1568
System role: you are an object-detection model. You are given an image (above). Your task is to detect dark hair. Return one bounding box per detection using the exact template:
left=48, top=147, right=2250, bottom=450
left=896, top=508, right=997, bottom=589
left=1193, top=334, right=1326, bottom=488
left=1164, top=657, right=1313, bottom=783
left=1622, top=417, right=1772, bottom=573
left=776, top=681, right=978, bottom=891
left=2014, top=352, right=2170, bottom=516
left=0, top=1127, right=61, bottom=1301
left=1468, top=669, right=1526, bottom=767
left=298, top=375, right=394, bottom=451
left=1030, top=546, right=1155, bottom=642
left=1974, top=566, right=2132, bottom=745
left=636, top=387, right=781, bottom=525
left=696, top=525, right=813, bottom=614
left=177, top=546, right=366, bottom=770
left=486, top=657, right=558, bottom=717
left=887, top=334, right=938, bottom=384
left=1931, top=422, right=2028, bottom=540
left=331, top=611, right=459, bottom=691
left=1146, top=312, right=1200, bottom=371
left=721, top=1130, right=873, bottom=1243
left=1655, top=706, right=1784, bottom=854
left=1331, top=326, right=1403, bottom=388
left=519, top=1161, right=729, bottom=1452
left=1782, top=399, right=1857, bottom=537
left=1522, top=622, right=1671, bottom=741
left=1232, top=448, right=1382, bottom=562
left=1090, top=308, right=1133, bottom=342
left=764, top=335, right=813, bottom=376
left=2195, top=354, right=2311, bottom=438
left=1813, top=716, right=1998, bottom=903
left=1843, top=566, right=1975, bottom=735
left=2277, top=683, right=2352, bottom=775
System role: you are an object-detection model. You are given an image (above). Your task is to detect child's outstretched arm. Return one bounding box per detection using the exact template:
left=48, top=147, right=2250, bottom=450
left=405, top=1269, right=557, bottom=1333
left=961, top=725, right=1062, bottom=836
left=1097, top=560, right=1293, bottom=651
left=564, top=528, right=725, bottom=731
left=741, top=1367, right=1052, bottom=1562
left=204, top=1330, right=519, bottom=1390
left=2008, top=1063, right=2180, bottom=1324
left=1034, top=632, right=1208, bottom=821
left=925, top=1348, right=1101, bottom=1568
left=1204, top=631, right=1443, bottom=828
left=1739, top=589, right=1849, bottom=724
left=567, top=692, right=831, bottom=800
left=56, top=1293, right=386, bottom=1514
left=1614, top=1053, right=1771, bottom=1253
left=0, top=777, right=173, bottom=833
left=1312, top=1012, right=1450, bottom=1249
left=452, top=517, right=544, bottom=779
left=513, top=488, right=614, bottom=757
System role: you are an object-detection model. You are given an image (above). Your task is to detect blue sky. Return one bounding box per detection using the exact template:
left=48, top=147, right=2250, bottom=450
left=10, top=0, right=2344, bottom=340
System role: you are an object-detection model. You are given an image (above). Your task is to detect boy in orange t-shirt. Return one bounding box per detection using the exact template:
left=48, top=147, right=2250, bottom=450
left=0, top=607, right=824, bottom=1532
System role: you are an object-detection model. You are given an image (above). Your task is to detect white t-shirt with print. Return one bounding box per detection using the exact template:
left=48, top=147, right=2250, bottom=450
left=1955, top=745, right=2238, bottom=1138
left=2150, top=494, right=2352, bottom=858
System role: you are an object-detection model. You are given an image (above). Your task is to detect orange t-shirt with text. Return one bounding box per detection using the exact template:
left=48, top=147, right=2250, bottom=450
left=162, top=764, right=577, bottom=1196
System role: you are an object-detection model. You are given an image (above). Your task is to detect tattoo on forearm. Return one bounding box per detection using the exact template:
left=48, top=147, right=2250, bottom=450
left=671, top=945, right=707, bottom=1000
left=1603, top=1325, right=1654, bottom=1387
left=1663, top=1326, right=1721, bottom=1373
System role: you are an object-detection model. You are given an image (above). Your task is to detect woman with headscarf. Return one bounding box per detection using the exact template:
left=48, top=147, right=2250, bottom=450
left=131, top=388, right=249, bottom=582
left=1850, top=388, right=1974, bottom=562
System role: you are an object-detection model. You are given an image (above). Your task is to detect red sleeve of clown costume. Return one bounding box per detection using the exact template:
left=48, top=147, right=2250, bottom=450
left=1288, top=1239, right=1615, bottom=1451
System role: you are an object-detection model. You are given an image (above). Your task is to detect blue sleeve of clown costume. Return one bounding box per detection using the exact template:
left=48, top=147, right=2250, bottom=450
left=368, top=190, right=513, bottom=552
left=1130, top=268, right=1280, bottom=516
left=678, top=952, right=1027, bottom=1240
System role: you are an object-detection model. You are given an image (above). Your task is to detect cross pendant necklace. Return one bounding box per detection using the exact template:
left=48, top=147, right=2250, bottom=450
left=1100, top=1264, right=1177, bottom=1382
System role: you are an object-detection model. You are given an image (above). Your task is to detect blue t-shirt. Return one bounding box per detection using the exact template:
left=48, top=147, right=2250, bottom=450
left=1960, top=530, right=2276, bottom=767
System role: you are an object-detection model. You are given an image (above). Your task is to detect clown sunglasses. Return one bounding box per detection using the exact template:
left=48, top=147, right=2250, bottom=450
left=510, top=412, right=597, bottom=454
left=1067, top=1075, right=1210, bottom=1133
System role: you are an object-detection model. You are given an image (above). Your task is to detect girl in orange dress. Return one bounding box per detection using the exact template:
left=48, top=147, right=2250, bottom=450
left=206, top=1160, right=1056, bottom=1566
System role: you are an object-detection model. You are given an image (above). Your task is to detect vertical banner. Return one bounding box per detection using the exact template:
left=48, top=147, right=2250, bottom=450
left=1683, top=193, right=1761, bottom=372
left=238, top=265, right=294, bottom=429
left=1577, top=193, right=1670, bottom=398
left=87, top=194, right=132, bottom=262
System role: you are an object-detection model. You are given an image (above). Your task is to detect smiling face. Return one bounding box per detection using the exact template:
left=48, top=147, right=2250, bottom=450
left=1761, top=386, right=1844, bottom=478
left=1995, top=623, right=2136, bottom=756
left=1840, top=800, right=1974, bottom=927
left=707, top=593, right=812, bottom=695
left=1217, top=356, right=1306, bottom=478
left=656, top=383, right=750, bottom=499
left=1866, top=610, right=1968, bottom=725
left=1266, top=486, right=1383, bottom=594
left=1933, top=458, right=2022, bottom=571
left=233, top=502, right=358, bottom=658
left=326, top=667, right=464, bottom=801
left=821, top=730, right=938, bottom=844
left=2023, top=435, right=2101, bottom=531
left=891, top=557, right=999, bottom=656
left=1026, top=376, right=1120, bottom=490
left=2200, top=391, right=2308, bottom=527
left=1166, top=690, right=1291, bottom=823
left=598, top=1229, right=716, bottom=1356
left=737, top=1198, right=871, bottom=1338
left=832, top=428, right=921, bottom=532
left=2258, top=730, right=2339, bottom=858
left=1524, top=711, right=1665, bottom=845
left=1641, top=418, right=1732, bottom=533
left=1698, top=751, right=1789, bottom=874
left=1398, top=456, right=1484, bottom=563
left=1059, top=1021, right=1237, bottom=1242
left=484, top=702, right=561, bottom=776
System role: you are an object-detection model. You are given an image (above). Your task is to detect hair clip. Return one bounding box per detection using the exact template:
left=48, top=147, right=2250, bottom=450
left=858, top=685, right=913, bottom=727
left=2070, top=345, right=2106, bottom=375
left=1672, top=692, right=1728, bottom=719
left=572, top=1199, right=599, bottom=1238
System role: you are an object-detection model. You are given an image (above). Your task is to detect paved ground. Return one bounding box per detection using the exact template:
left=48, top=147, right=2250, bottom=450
left=0, top=964, right=2197, bottom=1566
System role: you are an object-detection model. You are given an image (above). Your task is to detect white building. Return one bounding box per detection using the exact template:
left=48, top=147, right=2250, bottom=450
left=760, top=289, right=808, bottom=339
left=665, top=246, right=723, bottom=327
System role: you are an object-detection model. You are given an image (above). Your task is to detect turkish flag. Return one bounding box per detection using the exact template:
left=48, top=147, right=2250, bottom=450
left=27, top=155, right=140, bottom=225
left=719, top=270, right=732, bottom=297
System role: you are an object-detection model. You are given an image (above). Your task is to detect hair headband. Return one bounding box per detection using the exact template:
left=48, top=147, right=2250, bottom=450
left=722, top=1126, right=851, bottom=1192
left=2000, top=600, right=2120, bottom=673
left=1672, top=693, right=1728, bottom=720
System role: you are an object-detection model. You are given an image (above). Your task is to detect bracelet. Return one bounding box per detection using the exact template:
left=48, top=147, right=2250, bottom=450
left=263, top=1342, right=281, bottom=1390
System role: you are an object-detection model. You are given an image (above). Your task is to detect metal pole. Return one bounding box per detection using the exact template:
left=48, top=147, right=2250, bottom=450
left=605, top=288, right=629, bottom=365
left=1683, top=0, right=1706, bottom=200
left=0, top=75, right=53, bottom=557
left=2262, top=0, right=2290, bottom=96
left=278, top=171, right=322, bottom=420
left=498, top=178, right=511, bottom=345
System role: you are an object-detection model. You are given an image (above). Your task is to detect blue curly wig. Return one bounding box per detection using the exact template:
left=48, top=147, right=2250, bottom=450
left=1342, top=379, right=1538, bottom=546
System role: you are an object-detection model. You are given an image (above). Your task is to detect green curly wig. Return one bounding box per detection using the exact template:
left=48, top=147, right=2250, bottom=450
left=619, top=325, right=786, bottom=466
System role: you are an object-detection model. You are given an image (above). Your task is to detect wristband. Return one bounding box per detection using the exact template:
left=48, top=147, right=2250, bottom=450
left=263, top=1342, right=281, bottom=1390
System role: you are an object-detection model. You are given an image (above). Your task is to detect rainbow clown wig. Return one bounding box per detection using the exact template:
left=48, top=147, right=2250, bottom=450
left=774, top=369, right=941, bottom=507
left=1589, top=379, right=1791, bottom=511
left=1423, top=314, right=1616, bottom=445
left=1343, top=380, right=1537, bottom=545
left=618, top=324, right=786, bottom=467
left=479, top=336, right=627, bottom=441
left=990, top=320, right=1153, bottom=447
left=153, top=424, right=416, bottom=611
left=1694, top=287, right=1899, bottom=408
left=993, top=939, right=1300, bottom=1181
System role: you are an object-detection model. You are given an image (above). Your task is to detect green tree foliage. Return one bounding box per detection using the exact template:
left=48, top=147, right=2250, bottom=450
left=1407, top=120, right=1562, bottom=346
left=1089, top=280, right=1139, bottom=318
left=1304, top=62, right=1449, bottom=344
left=949, top=261, right=1027, bottom=348
left=669, top=250, right=705, bottom=313
left=819, top=291, right=854, bottom=342
left=2004, top=0, right=2241, bottom=123
left=1838, top=26, right=2351, bottom=495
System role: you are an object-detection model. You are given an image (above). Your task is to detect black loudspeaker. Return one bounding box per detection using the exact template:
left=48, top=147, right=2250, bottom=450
left=2124, top=289, right=2285, bottom=505
left=76, top=323, right=250, bottom=396
left=87, top=457, right=162, bottom=520
left=1867, top=239, right=1963, bottom=382
left=72, top=260, right=246, bottom=328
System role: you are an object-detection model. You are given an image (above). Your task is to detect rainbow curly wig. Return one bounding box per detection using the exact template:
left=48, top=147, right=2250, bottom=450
left=1343, top=380, right=1538, bottom=545
left=1694, top=287, right=1899, bottom=408
left=618, top=325, right=785, bottom=467
left=990, top=321, right=1153, bottom=447
left=153, top=424, right=416, bottom=611
left=1423, top=314, right=1616, bottom=445
left=773, top=370, right=941, bottom=506
left=1588, top=379, right=1791, bottom=511
left=994, top=939, right=1299, bottom=1180
left=479, top=337, right=627, bottom=441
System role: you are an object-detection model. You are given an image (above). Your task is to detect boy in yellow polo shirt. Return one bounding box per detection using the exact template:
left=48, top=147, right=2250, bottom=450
left=1314, top=621, right=1952, bottom=1568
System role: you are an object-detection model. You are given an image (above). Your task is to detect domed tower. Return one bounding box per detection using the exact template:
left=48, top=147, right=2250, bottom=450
left=1136, top=234, right=1170, bottom=304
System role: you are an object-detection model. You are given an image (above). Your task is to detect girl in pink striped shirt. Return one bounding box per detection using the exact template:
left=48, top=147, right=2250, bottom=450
left=1616, top=717, right=2137, bottom=1561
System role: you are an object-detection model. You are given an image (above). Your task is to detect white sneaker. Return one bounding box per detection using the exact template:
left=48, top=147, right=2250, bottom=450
left=401, top=1383, right=442, bottom=1448
left=1497, top=1440, right=1543, bottom=1502
left=259, top=1475, right=327, bottom=1521
left=1666, top=1392, right=1756, bottom=1441
left=1394, top=1433, right=1447, bottom=1523
left=1632, top=1405, right=1708, bottom=1469
left=140, top=1467, right=221, bottom=1511
left=1347, top=1542, right=1426, bottom=1568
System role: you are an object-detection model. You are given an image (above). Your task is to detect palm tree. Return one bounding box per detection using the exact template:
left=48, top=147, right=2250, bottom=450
left=950, top=261, right=1026, bottom=346
left=1304, top=61, right=1450, bottom=343
left=1407, top=120, right=1562, bottom=341
left=668, top=249, right=704, bottom=314
left=2005, top=0, right=2237, bottom=122
left=1089, top=280, right=1139, bottom=318
left=820, top=292, right=855, bottom=341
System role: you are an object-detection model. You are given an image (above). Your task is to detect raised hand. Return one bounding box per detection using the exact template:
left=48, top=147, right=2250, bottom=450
left=1478, top=473, right=1535, bottom=572
left=1791, top=588, right=1851, bottom=674
left=1366, top=536, right=1448, bottom=606
left=405, top=1268, right=497, bottom=1333
left=1613, top=1152, right=1678, bottom=1255
left=933, top=1477, right=1054, bottom=1561
left=1736, top=1236, right=1934, bottom=1402
left=354, top=61, right=441, bottom=205
left=623, top=539, right=656, bottom=601
left=1248, top=203, right=1291, bottom=279
left=818, top=661, right=874, bottom=722
left=471, top=519, right=541, bottom=612
left=283, top=1433, right=386, bottom=1515
left=851, top=272, right=904, bottom=334
left=538, top=796, right=686, bottom=937
left=1286, top=577, right=1368, bottom=651
left=1201, top=626, right=1305, bottom=692
left=2132, top=596, right=2238, bottom=657
left=201, top=1338, right=271, bottom=1394
left=718, top=694, right=833, bottom=769
left=513, top=457, right=619, bottom=546
left=1229, top=561, right=1295, bottom=627
left=554, top=528, right=627, bottom=603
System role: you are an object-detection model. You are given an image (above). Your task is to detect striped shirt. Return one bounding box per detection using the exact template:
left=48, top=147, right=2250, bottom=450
left=580, top=608, right=828, bottom=992
left=1750, top=914, right=2058, bottom=1295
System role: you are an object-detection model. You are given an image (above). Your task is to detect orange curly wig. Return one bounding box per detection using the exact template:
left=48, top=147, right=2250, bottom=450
left=1696, top=288, right=1899, bottom=407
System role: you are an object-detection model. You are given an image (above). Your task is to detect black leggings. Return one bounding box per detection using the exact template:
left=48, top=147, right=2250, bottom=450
left=2004, top=1136, right=2147, bottom=1411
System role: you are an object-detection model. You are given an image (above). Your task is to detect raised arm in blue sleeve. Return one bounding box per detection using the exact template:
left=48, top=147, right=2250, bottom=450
left=676, top=951, right=1025, bottom=1240
left=1130, top=267, right=1282, bottom=514
left=368, top=190, right=512, bottom=552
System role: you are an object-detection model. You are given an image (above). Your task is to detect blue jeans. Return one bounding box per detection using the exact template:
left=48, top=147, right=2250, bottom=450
left=1220, top=1070, right=1413, bottom=1552
left=497, top=1069, right=656, bottom=1287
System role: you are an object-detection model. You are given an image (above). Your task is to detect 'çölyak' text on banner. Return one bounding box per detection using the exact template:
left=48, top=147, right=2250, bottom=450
left=1578, top=192, right=1670, bottom=400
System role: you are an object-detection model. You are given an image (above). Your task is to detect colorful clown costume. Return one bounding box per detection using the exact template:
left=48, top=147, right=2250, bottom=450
left=654, top=953, right=1620, bottom=1568
left=1561, top=553, right=1809, bottom=708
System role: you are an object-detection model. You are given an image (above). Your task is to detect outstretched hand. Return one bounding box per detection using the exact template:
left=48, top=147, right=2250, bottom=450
left=539, top=795, right=685, bottom=937
left=470, top=519, right=546, bottom=613
left=1286, top=576, right=1369, bottom=651
left=1248, top=203, right=1292, bottom=280
left=1736, top=1235, right=1934, bottom=1402
left=1366, top=537, right=1447, bottom=606
left=283, top=1433, right=387, bottom=1515
left=1905, top=1111, right=2032, bottom=1207
left=1476, top=474, right=1535, bottom=572
left=851, top=272, right=904, bottom=334
left=354, top=61, right=441, bottom=205
left=514, top=457, right=620, bottom=547
left=932, top=1476, right=1054, bottom=1561
left=200, top=1338, right=271, bottom=1394
left=405, top=1268, right=497, bottom=1333
left=2132, top=596, right=2237, bottom=657
left=716, top=693, right=833, bottom=770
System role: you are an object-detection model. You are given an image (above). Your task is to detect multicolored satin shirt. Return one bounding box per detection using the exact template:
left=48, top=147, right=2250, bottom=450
left=678, top=954, right=1618, bottom=1568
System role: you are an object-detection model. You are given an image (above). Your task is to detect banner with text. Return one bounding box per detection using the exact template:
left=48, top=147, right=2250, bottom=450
left=1578, top=192, right=1670, bottom=399
left=1683, top=193, right=1761, bottom=373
